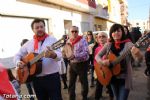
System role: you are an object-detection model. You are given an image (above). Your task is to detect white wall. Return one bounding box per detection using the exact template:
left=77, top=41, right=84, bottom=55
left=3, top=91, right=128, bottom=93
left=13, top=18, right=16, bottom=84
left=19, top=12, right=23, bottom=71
left=0, top=17, right=34, bottom=58
left=0, top=0, right=93, bottom=58
left=109, top=0, right=121, bottom=24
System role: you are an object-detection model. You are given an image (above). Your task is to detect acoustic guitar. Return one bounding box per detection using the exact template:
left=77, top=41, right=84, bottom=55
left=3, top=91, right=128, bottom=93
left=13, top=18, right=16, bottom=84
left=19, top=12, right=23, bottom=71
left=95, top=33, right=150, bottom=86
left=17, top=35, right=68, bottom=84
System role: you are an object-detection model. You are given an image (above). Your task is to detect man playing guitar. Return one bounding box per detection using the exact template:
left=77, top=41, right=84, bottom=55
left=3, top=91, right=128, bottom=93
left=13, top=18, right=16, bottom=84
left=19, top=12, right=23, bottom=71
left=14, top=18, right=63, bottom=100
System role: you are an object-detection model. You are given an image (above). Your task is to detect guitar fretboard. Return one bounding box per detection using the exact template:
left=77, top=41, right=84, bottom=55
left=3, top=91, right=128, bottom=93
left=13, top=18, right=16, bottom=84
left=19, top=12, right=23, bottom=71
left=113, top=46, right=131, bottom=65
left=113, top=33, right=149, bottom=65
left=30, top=52, right=45, bottom=65
left=29, top=37, right=67, bottom=66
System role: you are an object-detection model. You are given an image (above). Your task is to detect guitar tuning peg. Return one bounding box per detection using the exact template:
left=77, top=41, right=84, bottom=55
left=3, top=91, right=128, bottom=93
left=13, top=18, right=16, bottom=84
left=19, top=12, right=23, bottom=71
left=62, top=35, right=67, bottom=39
left=62, top=34, right=69, bottom=40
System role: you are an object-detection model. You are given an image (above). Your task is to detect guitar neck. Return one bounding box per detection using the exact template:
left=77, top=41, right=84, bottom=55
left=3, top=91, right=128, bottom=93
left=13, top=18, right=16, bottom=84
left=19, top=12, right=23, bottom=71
left=30, top=51, right=45, bottom=65
left=29, top=46, right=55, bottom=65
left=29, top=37, right=67, bottom=65
left=113, top=48, right=131, bottom=65
left=113, top=33, right=149, bottom=65
left=113, top=42, right=140, bottom=65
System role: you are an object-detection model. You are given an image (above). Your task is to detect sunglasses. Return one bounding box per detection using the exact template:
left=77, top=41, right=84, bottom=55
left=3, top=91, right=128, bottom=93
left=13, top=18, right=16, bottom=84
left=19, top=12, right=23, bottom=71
left=71, top=30, right=78, bottom=33
left=98, top=35, right=106, bottom=38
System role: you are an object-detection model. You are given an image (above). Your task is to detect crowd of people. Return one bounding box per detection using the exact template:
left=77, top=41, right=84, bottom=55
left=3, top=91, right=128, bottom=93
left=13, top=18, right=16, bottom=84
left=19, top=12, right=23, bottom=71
left=0, top=18, right=150, bottom=100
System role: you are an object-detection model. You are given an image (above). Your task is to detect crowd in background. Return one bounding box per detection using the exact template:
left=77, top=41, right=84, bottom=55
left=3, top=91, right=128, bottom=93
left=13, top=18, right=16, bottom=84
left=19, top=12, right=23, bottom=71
left=0, top=19, right=150, bottom=100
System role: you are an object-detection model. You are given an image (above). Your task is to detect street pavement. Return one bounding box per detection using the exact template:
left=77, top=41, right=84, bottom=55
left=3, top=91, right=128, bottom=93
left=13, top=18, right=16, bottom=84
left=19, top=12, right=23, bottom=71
left=0, top=49, right=150, bottom=100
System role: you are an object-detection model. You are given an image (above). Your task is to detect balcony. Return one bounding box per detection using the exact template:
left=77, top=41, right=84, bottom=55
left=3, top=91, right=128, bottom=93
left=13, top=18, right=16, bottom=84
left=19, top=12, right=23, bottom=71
left=40, top=0, right=96, bottom=13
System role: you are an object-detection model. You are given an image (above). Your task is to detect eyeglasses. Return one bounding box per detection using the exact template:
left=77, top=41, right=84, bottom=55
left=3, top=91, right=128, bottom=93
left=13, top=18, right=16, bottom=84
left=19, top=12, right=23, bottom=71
left=98, top=35, right=106, bottom=38
left=87, top=34, right=92, bottom=35
left=71, top=30, right=78, bottom=33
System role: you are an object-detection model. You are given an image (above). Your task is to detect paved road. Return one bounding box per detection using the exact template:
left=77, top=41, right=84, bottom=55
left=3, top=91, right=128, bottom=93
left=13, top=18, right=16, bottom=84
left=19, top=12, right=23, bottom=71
left=1, top=49, right=150, bottom=100
left=61, top=64, right=150, bottom=100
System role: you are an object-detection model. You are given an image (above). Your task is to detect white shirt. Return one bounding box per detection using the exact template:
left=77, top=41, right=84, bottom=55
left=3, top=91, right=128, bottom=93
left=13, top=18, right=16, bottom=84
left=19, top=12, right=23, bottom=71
left=14, top=35, right=62, bottom=76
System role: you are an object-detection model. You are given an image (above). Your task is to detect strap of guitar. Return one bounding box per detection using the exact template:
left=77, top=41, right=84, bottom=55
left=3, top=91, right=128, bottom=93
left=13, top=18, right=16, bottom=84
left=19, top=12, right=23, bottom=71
left=105, top=43, right=112, bottom=58
left=105, top=43, right=114, bottom=69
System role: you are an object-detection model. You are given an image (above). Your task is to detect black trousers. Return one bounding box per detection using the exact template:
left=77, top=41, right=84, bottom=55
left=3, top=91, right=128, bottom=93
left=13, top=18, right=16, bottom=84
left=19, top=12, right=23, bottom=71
left=95, top=80, right=114, bottom=100
left=88, top=55, right=94, bottom=84
left=145, top=51, right=150, bottom=69
left=26, top=82, right=34, bottom=100
left=33, top=72, right=62, bottom=100
left=68, top=61, right=89, bottom=100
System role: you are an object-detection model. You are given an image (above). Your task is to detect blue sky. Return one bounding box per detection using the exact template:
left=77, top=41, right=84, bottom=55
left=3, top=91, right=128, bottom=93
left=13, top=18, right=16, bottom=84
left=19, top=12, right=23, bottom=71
left=127, top=0, right=150, bottom=20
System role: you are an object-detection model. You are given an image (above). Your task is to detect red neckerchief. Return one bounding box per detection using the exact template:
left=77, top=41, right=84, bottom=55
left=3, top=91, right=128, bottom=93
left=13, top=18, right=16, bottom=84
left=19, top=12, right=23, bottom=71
left=147, top=47, right=150, bottom=52
left=70, top=36, right=82, bottom=46
left=114, top=39, right=131, bottom=49
left=33, top=33, right=48, bottom=51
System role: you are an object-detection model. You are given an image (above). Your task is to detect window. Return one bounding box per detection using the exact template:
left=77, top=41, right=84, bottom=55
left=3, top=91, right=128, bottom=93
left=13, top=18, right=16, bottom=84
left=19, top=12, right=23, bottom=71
left=0, top=16, right=48, bottom=58
left=97, top=25, right=102, bottom=31
left=81, top=22, right=90, bottom=33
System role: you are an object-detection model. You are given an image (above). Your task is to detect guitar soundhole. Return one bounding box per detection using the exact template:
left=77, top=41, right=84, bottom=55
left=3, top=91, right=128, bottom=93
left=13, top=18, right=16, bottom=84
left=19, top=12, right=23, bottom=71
left=109, top=62, right=114, bottom=69
left=102, top=71, right=105, bottom=78
left=27, top=62, right=31, bottom=68
left=100, top=67, right=106, bottom=78
left=26, top=53, right=42, bottom=83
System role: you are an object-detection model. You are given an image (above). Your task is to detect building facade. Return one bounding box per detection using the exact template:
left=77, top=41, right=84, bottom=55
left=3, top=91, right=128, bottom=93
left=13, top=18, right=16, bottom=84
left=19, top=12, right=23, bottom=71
left=0, top=0, right=127, bottom=58
left=93, top=0, right=128, bottom=31
left=0, top=0, right=95, bottom=58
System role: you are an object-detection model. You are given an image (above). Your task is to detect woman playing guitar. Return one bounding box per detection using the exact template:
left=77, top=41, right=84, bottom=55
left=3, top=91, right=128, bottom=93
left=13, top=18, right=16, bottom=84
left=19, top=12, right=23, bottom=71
left=95, top=24, right=143, bottom=100
left=94, top=32, right=114, bottom=100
